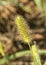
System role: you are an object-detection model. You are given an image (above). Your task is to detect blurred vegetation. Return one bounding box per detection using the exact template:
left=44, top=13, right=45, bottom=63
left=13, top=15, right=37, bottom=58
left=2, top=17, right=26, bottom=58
left=0, top=0, right=46, bottom=65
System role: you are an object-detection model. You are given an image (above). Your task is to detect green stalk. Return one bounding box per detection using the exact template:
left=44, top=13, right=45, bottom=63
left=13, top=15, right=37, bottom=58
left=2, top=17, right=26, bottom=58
left=30, top=44, right=42, bottom=65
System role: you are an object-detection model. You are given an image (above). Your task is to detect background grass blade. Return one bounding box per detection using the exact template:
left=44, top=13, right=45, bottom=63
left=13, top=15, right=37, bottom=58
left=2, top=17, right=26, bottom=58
left=34, top=0, right=42, bottom=9
left=43, top=61, right=46, bottom=65
left=34, top=0, right=46, bottom=16
left=0, top=42, right=5, bottom=56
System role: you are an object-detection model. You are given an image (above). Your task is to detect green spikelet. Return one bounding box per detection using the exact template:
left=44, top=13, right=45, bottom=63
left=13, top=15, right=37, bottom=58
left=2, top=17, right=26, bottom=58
left=15, top=15, right=32, bottom=43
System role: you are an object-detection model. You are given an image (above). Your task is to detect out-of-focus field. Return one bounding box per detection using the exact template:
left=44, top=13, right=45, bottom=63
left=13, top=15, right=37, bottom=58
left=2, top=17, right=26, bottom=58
left=0, top=0, right=46, bottom=65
